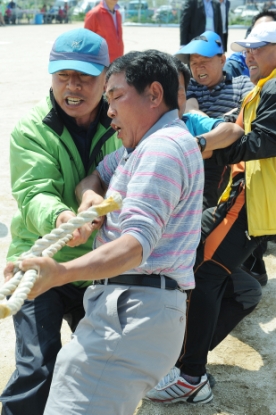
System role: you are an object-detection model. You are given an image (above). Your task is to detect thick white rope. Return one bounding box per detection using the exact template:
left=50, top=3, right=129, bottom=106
left=0, top=192, right=122, bottom=319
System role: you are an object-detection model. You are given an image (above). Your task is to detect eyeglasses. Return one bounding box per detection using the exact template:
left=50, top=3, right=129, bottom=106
left=242, top=43, right=271, bottom=57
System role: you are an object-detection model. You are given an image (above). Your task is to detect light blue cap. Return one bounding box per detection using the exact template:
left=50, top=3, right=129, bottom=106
left=174, top=31, right=224, bottom=64
left=48, top=28, right=110, bottom=76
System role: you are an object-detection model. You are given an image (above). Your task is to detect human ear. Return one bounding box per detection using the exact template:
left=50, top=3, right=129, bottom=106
left=148, top=81, right=163, bottom=107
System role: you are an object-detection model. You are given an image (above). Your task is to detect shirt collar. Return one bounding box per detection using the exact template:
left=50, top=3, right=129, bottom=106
left=103, top=0, right=119, bottom=12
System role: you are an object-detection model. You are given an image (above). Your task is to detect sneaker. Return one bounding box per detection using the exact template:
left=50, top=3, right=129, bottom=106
left=145, top=367, right=213, bottom=404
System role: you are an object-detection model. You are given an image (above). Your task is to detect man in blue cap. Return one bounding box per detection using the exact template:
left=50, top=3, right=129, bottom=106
left=175, top=30, right=253, bottom=211
left=0, top=28, right=121, bottom=415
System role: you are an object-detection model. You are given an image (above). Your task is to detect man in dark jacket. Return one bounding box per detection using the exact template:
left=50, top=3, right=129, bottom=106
left=180, top=0, right=223, bottom=46
left=219, top=0, right=230, bottom=51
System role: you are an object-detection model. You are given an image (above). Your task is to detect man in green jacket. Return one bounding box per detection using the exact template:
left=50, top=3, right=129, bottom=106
left=0, top=28, right=120, bottom=415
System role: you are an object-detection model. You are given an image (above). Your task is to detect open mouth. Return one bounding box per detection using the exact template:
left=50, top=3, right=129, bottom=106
left=199, top=74, right=207, bottom=79
left=65, top=97, right=83, bottom=106
left=249, top=65, right=258, bottom=72
left=111, top=123, right=122, bottom=137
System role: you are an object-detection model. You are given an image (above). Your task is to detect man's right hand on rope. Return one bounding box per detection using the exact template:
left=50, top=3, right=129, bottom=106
left=56, top=210, right=94, bottom=247
left=77, top=189, right=105, bottom=231
left=75, top=171, right=107, bottom=232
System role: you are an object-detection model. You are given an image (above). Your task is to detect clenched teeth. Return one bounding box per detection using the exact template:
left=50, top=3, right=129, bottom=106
left=67, top=98, right=82, bottom=105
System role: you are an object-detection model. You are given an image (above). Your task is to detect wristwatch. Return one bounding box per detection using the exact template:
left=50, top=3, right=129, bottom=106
left=196, top=136, right=207, bottom=153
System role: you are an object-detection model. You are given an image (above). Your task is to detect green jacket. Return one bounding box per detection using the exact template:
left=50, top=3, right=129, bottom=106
left=8, top=93, right=121, bottom=288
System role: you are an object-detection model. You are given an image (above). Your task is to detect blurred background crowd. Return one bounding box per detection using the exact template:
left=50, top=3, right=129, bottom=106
left=1, top=0, right=275, bottom=26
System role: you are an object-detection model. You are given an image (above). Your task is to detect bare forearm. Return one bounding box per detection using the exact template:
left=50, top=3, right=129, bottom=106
left=203, top=122, right=244, bottom=152
left=185, top=98, right=209, bottom=116
left=21, top=234, right=143, bottom=299
left=61, top=235, right=143, bottom=283
left=75, top=171, right=107, bottom=204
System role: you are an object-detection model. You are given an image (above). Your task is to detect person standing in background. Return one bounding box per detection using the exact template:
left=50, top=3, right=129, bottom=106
left=219, top=0, right=230, bottom=51
left=84, top=0, right=124, bottom=62
left=0, top=0, right=5, bottom=25
left=180, top=0, right=223, bottom=47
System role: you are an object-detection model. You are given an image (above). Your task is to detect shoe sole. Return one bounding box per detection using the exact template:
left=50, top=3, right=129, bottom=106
left=144, top=390, right=213, bottom=405
left=144, top=394, right=213, bottom=405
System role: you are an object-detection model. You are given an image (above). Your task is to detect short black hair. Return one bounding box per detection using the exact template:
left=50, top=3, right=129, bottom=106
left=172, top=56, right=191, bottom=90
left=252, top=9, right=276, bottom=26
left=106, top=50, right=179, bottom=111
left=246, top=10, right=276, bottom=36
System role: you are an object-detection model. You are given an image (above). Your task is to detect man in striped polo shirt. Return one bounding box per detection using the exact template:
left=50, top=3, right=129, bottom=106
left=12, top=50, right=206, bottom=415
left=175, top=30, right=253, bottom=211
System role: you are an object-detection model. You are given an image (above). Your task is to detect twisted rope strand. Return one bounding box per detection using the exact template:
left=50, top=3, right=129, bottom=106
left=0, top=192, right=122, bottom=319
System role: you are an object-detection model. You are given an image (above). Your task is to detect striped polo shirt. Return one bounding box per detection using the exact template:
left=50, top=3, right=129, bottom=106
left=187, top=72, right=253, bottom=118
left=95, top=110, right=204, bottom=290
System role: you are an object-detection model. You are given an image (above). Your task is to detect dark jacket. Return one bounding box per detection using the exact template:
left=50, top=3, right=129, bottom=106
left=214, top=78, right=276, bottom=166
left=221, top=0, right=230, bottom=51
left=180, top=0, right=223, bottom=46
left=214, top=74, right=276, bottom=236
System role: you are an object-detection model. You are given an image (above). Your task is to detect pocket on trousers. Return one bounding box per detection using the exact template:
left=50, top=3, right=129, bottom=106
left=163, top=291, right=186, bottom=329
left=105, top=287, right=129, bottom=334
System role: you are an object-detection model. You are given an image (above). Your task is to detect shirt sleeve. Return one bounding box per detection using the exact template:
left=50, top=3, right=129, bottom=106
left=214, top=79, right=276, bottom=165
left=10, top=123, right=73, bottom=236
left=194, top=114, right=223, bottom=133
left=118, top=133, right=198, bottom=262
left=96, top=147, right=124, bottom=186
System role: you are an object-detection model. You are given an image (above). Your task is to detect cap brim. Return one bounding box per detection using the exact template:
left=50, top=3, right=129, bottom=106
left=231, top=40, right=268, bottom=52
left=48, top=60, right=105, bottom=76
left=173, top=50, right=189, bottom=64
left=174, top=42, right=221, bottom=64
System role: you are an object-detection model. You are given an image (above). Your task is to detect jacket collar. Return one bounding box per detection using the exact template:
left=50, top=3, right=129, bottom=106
left=42, top=89, right=112, bottom=134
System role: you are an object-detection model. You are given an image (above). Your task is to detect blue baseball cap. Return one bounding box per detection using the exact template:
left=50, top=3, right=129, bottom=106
left=48, top=28, right=110, bottom=76
left=174, top=31, right=224, bottom=64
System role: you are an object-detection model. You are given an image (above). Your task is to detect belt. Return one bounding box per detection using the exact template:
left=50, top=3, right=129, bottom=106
left=95, top=274, right=181, bottom=291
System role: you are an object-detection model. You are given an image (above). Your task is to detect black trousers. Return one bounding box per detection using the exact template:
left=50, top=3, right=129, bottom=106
left=0, top=284, right=86, bottom=415
left=178, top=202, right=264, bottom=376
